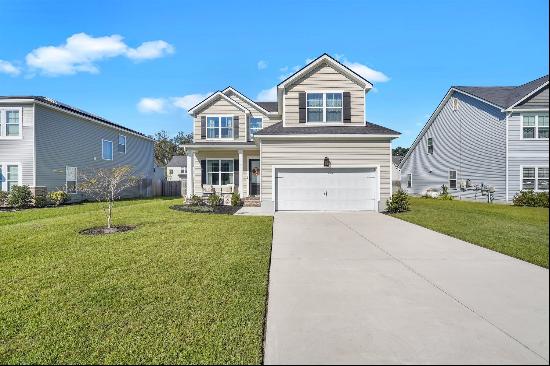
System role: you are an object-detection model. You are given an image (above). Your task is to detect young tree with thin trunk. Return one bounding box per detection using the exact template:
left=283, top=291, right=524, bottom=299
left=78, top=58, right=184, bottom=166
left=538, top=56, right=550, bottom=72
left=79, top=165, right=140, bottom=228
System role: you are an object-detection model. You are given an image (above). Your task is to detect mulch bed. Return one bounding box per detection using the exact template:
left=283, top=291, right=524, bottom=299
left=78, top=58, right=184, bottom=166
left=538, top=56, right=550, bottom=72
left=170, top=205, right=242, bottom=215
left=79, top=225, right=137, bottom=235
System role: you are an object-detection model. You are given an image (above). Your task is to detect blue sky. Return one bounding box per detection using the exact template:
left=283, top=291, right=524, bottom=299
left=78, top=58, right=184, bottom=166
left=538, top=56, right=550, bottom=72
left=1, top=0, right=548, bottom=147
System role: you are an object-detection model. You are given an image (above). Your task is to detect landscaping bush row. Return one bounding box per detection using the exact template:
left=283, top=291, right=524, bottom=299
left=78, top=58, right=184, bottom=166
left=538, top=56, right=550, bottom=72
left=513, top=190, right=549, bottom=208
left=186, top=192, right=242, bottom=207
left=0, top=185, right=69, bottom=209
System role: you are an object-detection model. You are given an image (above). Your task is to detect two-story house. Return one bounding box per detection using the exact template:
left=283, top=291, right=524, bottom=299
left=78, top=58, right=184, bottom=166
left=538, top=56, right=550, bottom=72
left=399, top=75, right=549, bottom=202
left=183, top=54, right=400, bottom=212
left=0, top=96, right=155, bottom=199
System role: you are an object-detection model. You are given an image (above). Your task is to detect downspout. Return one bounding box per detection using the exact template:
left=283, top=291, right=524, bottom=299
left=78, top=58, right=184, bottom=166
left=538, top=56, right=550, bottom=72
left=505, top=112, right=509, bottom=202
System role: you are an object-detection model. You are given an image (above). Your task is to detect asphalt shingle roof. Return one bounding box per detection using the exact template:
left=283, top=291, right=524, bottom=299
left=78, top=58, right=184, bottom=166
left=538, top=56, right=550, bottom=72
left=255, top=101, right=278, bottom=112
left=254, top=121, right=400, bottom=136
left=167, top=155, right=187, bottom=167
left=453, top=75, right=548, bottom=109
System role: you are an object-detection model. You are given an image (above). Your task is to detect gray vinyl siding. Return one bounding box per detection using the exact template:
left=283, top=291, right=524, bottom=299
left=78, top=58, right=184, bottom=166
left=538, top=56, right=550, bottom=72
left=0, top=103, right=35, bottom=187
left=193, top=98, right=247, bottom=142
left=34, top=104, right=154, bottom=195
left=260, top=139, right=392, bottom=210
left=401, top=91, right=507, bottom=201
left=284, top=63, right=365, bottom=126
left=515, top=87, right=549, bottom=109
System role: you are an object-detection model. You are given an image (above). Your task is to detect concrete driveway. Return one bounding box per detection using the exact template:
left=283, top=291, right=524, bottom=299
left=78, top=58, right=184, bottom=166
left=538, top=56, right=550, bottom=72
left=264, top=212, right=549, bottom=365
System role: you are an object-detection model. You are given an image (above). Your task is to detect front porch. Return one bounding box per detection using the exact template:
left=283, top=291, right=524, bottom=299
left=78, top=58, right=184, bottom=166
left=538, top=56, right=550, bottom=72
left=184, top=143, right=260, bottom=202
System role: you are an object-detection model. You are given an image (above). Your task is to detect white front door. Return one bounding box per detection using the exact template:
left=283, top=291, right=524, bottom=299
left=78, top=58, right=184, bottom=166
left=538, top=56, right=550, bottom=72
left=275, top=167, right=378, bottom=211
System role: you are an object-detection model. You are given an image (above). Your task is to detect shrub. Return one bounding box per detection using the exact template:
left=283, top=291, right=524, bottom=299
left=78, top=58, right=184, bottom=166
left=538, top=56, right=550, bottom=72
left=187, top=195, right=204, bottom=206
left=48, top=190, right=70, bottom=206
left=231, top=192, right=242, bottom=207
left=0, top=191, right=8, bottom=206
left=439, top=184, right=454, bottom=200
left=34, top=194, right=49, bottom=208
left=207, top=194, right=222, bottom=207
left=386, top=189, right=410, bottom=213
left=7, top=185, right=33, bottom=208
left=513, top=190, right=549, bottom=208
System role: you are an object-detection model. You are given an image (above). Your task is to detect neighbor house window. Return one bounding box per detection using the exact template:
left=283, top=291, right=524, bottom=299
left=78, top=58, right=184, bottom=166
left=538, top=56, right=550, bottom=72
left=427, top=138, right=434, bottom=154
left=449, top=170, right=457, bottom=189
left=206, top=159, right=234, bottom=185
left=118, top=135, right=126, bottom=153
left=66, top=166, right=77, bottom=193
left=206, top=116, right=233, bottom=139
left=522, top=166, right=549, bottom=191
left=249, top=117, right=263, bottom=139
left=0, top=108, right=22, bottom=138
left=522, top=113, right=549, bottom=139
left=306, top=92, right=343, bottom=123
left=169, top=169, right=174, bottom=175
left=407, top=174, right=412, bottom=188
left=102, top=139, right=113, bottom=160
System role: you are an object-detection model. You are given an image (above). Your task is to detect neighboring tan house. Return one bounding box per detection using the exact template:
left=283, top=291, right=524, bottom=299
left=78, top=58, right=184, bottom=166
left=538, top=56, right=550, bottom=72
left=183, top=54, right=400, bottom=212
left=0, top=96, right=155, bottom=198
left=166, top=155, right=187, bottom=181
left=392, top=156, right=403, bottom=191
left=400, top=75, right=549, bottom=202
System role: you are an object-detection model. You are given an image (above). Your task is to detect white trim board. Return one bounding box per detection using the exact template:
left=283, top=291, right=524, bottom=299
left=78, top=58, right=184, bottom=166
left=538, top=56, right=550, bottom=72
left=188, top=91, right=251, bottom=115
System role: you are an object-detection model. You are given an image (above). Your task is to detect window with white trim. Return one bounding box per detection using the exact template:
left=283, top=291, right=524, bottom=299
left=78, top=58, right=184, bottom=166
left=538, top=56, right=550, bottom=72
left=0, top=164, right=21, bottom=192
left=206, top=159, right=234, bottom=185
left=206, top=116, right=233, bottom=139
left=118, top=135, right=127, bottom=154
left=449, top=170, right=457, bottom=189
left=249, top=117, right=263, bottom=139
left=66, top=166, right=77, bottom=193
left=306, top=92, right=343, bottom=123
left=407, top=173, right=412, bottom=188
left=102, top=139, right=113, bottom=160
left=522, top=166, right=549, bottom=191
left=0, top=108, right=22, bottom=138
left=427, top=137, right=434, bottom=154
left=522, top=113, right=549, bottom=139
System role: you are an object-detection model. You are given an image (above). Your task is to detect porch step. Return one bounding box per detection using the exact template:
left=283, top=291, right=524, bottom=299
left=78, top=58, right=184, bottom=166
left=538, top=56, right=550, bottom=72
left=243, top=196, right=261, bottom=207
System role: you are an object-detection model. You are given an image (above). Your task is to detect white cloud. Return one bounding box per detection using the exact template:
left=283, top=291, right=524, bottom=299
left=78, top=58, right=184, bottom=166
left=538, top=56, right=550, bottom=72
left=257, top=60, right=268, bottom=70
left=26, top=33, right=175, bottom=76
left=171, top=92, right=214, bottom=110
left=341, top=58, right=389, bottom=83
left=137, top=98, right=167, bottom=113
left=0, top=60, right=21, bottom=76
left=256, top=86, right=277, bottom=101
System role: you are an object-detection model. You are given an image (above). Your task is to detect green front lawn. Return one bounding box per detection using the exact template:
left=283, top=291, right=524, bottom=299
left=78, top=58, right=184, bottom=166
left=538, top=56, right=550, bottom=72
left=391, top=197, right=549, bottom=268
left=0, top=199, right=273, bottom=364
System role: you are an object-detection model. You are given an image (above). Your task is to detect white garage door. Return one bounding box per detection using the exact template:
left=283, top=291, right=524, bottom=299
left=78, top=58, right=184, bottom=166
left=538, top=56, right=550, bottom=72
left=275, top=167, right=378, bottom=211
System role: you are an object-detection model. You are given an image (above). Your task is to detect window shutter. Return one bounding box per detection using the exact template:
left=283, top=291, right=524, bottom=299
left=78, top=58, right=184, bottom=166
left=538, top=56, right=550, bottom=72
left=200, top=116, right=206, bottom=139
left=233, top=116, right=239, bottom=139
left=200, top=160, right=206, bottom=184
left=343, top=92, right=351, bottom=123
left=234, top=159, right=239, bottom=189
left=299, top=92, right=306, bottom=123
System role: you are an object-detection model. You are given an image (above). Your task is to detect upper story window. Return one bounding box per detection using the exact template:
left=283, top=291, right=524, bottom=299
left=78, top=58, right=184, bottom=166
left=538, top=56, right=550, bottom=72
left=306, top=92, right=343, bottom=123
left=0, top=108, right=22, bottom=138
left=522, top=166, right=549, bottom=191
left=522, top=113, right=549, bottom=139
left=102, top=139, right=113, bottom=160
left=249, top=117, right=263, bottom=139
left=207, top=116, right=233, bottom=139
left=118, top=135, right=127, bottom=154
left=427, top=137, right=434, bottom=154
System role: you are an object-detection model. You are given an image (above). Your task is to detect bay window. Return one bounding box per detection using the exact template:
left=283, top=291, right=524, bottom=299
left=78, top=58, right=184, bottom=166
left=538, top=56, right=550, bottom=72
left=522, top=113, right=549, bottom=139
left=306, top=92, right=343, bottom=123
left=206, top=159, right=234, bottom=185
left=207, top=116, right=233, bottom=139
left=522, top=166, right=549, bottom=191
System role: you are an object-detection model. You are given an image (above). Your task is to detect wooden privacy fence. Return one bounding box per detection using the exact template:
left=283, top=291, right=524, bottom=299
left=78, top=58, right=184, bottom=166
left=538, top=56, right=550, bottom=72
left=152, top=180, right=183, bottom=197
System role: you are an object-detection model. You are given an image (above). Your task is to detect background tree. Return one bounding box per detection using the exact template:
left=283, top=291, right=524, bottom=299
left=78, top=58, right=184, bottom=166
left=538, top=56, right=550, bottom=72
left=392, top=146, right=409, bottom=156
left=172, top=131, right=193, bottom=156
left=153, top=130, right=193, bottom=166
left=79, top=165, right=139, bottom=229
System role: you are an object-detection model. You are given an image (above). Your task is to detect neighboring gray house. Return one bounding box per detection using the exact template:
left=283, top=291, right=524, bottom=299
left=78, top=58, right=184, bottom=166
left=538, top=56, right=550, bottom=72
left=400, top=75, right=549, bottom=202
left=0, top=96, right=155, bottom=199
left=166, top=155, right=187, bottom=181
left=392, top=155, right=403, bottom=191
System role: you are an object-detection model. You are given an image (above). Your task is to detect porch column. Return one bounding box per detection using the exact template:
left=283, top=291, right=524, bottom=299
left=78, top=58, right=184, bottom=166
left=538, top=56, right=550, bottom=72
left=186, top=151, right=194, bottom=198
left=238, top=149, right=244, bottom=197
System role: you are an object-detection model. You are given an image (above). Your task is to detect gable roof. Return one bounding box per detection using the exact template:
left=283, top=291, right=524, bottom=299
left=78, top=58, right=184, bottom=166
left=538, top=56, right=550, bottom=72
left=254, top=121, right=400, bottom=137
left=0, top=96, right=152, bottom=140
left=187, top=91, right=250, bottom=115
left=255, top=101, right=278, bottom=112
left=221, top=87, right=279, bottom=115
left=453, top=75, right=548, bottom=110
left=277, top=53, right=374, bottom=91
left=167, top=155, right=187, bottom=167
